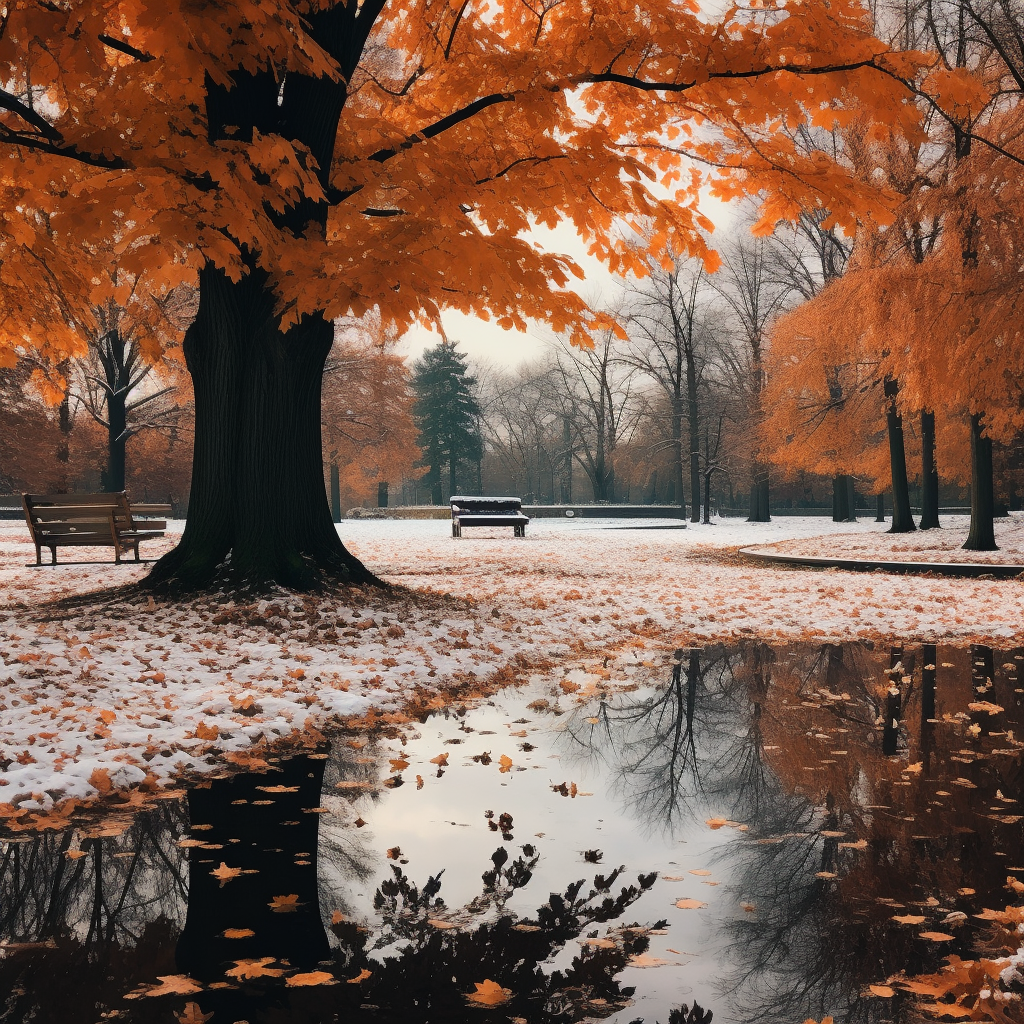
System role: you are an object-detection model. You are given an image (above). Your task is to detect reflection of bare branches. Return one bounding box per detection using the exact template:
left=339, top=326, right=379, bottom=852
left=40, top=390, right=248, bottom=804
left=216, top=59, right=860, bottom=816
left=0, top=800, right=188, bottom=951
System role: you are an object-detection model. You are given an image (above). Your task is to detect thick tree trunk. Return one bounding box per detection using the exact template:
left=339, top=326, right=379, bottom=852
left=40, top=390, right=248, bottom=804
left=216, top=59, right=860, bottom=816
left=832, top=474, right=855, bottom=522
left=104, top=389, right=127, bottom=493
left=747, top=468, right=770, bottom=522
left=330, top=463, right=341, bottom=523
left=377, top=480, right=389, bottom=508
left=875, top=492, right=885, bottom=522
left=919, top=409, right=940, bottom=529
left=146, top=265, right=374, bottom=590
left=964, top=412, right=997, bottom=551
left=884, top=378, right=915, bottom=533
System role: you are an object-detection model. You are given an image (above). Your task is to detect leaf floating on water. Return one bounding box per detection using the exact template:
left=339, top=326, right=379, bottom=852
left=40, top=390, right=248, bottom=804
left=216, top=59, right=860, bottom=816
left=918, top=931, right=955, bottom=942
left=178, top=1003, right=214, bottom=1024
left=465, top=980, right=512, bottom=1006
left=892, top=915, right=926, bottom=925
left=268, top=894, right=302, bottom=912
left=127, top=974, right=203, bottom=998
left=868, top=985, right=894, bottom=998
left=628, top=953, right=674, bottom=967
left=675, top=898, right=707, bottom=910
left=211, top=862, right=242, bottom=886
left=968, top=701, right=1003, bottom=715
left=287, top=971, right=337, bottom=987
left=428, top=919, right=457, bottom=929
left=815, top=872, right=837, bottom=879
left=416, top=775, right=424, bottom=789
left=347, top=968, right=372, bottom=984
left=820, top=831, right=846, bottom=838
left=256, top=785, right=299, bottom=794
left=689, top=869, right=712, bottom=876
left=226, top=958, right=285, bottom=979
left=66, top=849, right=88, bottom=859
left=914, top=1005, right=973, bottom=1018
left=838, top=839, right=868, bottom=850
left=705, top=817, right=747, bottom=831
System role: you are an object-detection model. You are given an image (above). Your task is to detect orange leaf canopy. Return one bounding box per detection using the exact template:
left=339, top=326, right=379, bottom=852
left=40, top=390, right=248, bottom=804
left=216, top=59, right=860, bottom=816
left=0, top=0, right=925, bottom=364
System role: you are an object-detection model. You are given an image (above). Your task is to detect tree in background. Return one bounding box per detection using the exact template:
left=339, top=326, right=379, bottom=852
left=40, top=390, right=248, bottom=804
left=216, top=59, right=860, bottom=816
left=625, top=258, right=717, bottom=521
left=550, top=329, right=642, bottom=504
left=714, top=238, right=792, bottom=523
left=0, top=0, right=940, bottom=588
left=411, top=343, right=482, bottom=505
left=322, top=317, right=420, bottom=514
left=74, top=284, right=194, bottom=493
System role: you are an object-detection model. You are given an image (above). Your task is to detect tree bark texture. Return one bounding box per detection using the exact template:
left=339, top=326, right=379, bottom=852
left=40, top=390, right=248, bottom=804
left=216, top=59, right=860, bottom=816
left=919, top=409, right=939, bottom=529
left=747, top=469, right=770, bottom=522
left=148, top=266, right=373, bottom=589
left=964, top=413, right=997, bottom=550
left=148, top=4, right=382, bottom=589
left=884, top=378, right=915, bottom=534
left=330, top=462, right=341, bottom=523
left=832, top=474, right=855, bottom=522
left=104, top=386, right=127, bottom=493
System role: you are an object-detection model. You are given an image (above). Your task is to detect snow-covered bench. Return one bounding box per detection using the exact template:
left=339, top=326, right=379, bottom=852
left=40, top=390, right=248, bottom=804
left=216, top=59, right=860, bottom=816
left=450, top=495, right=530, bottom=538
left=23, top=492, right=170, bottom=565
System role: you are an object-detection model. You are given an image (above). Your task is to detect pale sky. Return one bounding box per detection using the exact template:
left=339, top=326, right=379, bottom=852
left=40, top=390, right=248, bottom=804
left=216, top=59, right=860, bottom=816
left=398, top=191, right=741, bottom=370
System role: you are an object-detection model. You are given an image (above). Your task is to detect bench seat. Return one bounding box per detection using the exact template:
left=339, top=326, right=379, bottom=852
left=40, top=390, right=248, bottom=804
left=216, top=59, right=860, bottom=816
left=23, top=492, right=172, bottom=565
left=450, top=496, right=530, bottom=538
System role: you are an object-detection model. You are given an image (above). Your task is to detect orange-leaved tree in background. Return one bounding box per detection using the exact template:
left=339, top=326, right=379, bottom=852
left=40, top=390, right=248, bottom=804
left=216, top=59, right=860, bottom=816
left=322, top=316, right=419, bottom=514
left=0, top=0, right=937, bottom=588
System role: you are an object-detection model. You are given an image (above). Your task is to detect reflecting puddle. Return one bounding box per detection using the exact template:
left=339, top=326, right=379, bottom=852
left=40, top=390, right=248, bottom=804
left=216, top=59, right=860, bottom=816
left=2, top=642, right=1023, bottom=1023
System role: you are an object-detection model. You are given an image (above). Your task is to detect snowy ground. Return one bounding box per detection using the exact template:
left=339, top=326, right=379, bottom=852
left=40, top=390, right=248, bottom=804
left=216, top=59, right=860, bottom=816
left=2, top=514, right=1023, bottom=824
left=753, top=512, right=1024, bottom=564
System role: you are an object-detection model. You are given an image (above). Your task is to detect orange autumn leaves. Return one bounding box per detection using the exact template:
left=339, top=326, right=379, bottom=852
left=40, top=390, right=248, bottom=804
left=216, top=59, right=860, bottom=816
left=0, top=0, right=942, bottom=378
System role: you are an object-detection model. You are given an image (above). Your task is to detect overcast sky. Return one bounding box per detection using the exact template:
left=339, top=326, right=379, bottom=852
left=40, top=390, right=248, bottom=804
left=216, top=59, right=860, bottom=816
left=398, top=190, right=742, bottom=371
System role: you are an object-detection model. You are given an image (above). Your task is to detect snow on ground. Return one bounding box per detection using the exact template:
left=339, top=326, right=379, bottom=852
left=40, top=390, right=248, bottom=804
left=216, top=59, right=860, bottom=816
left=753, top=511, right=1024, bottom=564
left=2, top=513, right=1023, bottom=822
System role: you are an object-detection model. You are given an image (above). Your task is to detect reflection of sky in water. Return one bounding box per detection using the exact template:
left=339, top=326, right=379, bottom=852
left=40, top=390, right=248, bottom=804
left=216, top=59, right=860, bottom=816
left=334, top=680, right=747, bottom=1022
left=4, top=640, right=1024, bottom=1024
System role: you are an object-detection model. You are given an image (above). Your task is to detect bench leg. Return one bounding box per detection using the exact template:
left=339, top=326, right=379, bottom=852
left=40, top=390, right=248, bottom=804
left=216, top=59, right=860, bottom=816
left=34, top=544, right=41, bottom=566
left=115, top=545, right=121, bottom=565
left=50, top=546, right=57, bottom=565
left=134, top=542, right=141, bottom=563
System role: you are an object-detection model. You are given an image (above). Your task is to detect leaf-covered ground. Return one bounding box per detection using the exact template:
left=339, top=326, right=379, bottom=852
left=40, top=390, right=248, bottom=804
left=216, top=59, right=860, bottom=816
left=2, top=515, right=1023, bottom=822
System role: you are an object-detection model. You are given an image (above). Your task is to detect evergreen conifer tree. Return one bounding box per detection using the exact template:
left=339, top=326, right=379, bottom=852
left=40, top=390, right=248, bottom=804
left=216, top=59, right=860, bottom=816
left=411, top=343, right=483, bottom=504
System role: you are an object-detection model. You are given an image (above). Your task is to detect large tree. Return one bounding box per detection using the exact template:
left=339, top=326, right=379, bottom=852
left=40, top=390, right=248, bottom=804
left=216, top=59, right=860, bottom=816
left=0, top=1, right=937, bottom=587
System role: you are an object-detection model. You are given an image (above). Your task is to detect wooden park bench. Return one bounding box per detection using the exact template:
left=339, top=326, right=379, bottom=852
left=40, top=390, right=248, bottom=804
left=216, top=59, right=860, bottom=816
left=450, top=495, right=530, bottom=538
left=22, top=492, right=171, bottom=566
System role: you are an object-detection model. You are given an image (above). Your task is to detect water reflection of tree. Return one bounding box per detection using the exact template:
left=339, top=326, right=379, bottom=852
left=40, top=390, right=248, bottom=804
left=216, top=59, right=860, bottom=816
left=0, top=736, right=704, bottom=1024
left=723, top=642, right=1024, bottom=1024
left=562, top=645, right=730, bottom=831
